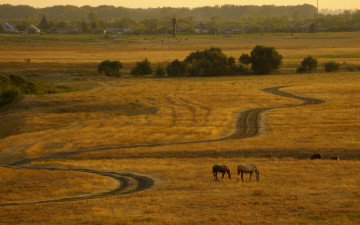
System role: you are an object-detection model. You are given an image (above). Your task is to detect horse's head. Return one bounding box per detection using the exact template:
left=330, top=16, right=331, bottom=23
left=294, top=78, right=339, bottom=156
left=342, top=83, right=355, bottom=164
left=256, top=170, right=260, bottom=181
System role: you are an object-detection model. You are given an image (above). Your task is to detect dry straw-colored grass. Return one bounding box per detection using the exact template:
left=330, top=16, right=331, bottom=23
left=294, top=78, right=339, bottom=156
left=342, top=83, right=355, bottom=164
left=1, top=73, right=359, bottom=164
left=2, top=157, right=359, bottom=225
left=0, top=167, right=117, bottom=204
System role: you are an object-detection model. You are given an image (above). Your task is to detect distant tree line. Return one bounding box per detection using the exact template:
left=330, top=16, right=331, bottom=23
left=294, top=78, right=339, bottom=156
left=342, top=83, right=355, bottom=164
left=1, top=4, right=360, bottom=34
left=0, top=4, right=317, bottom=21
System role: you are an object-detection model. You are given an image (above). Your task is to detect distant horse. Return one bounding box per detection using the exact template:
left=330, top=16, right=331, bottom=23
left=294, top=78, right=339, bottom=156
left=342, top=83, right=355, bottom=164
left=237, top=164, right=259, bottom=182
left=331, top=156, right=339, bottom=160
left=311, top=153, right=322, bottom=159
left=212, top=164, right=231, bottom=181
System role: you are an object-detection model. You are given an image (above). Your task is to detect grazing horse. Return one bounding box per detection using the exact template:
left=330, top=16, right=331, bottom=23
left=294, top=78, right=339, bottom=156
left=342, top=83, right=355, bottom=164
left=311, top=153, right=322, bottom=159
left=212, top=164, right=231, bottom=181
left=237, top=164, right=259, bottom=182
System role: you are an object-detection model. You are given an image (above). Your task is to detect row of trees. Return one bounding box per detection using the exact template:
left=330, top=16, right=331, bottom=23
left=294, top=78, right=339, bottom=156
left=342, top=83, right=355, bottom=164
left=98, top=47, right=354, bottom=78
left=2, top=4, right=360, bottom=34
left=98, top=46, right=283, bottom=77
left=296, top=56, right=343, bottom=73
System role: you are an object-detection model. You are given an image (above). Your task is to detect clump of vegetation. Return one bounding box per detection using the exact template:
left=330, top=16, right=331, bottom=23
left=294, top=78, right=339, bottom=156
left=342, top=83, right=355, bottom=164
left=324, top=61, right=340, bottom=72
left=166, top=59, right=186, bottom=77
left=131, top=58, right=153, bottom=76
left=0, top=74, right=58, bottom=107
left=97, top=60, right=123, bottom=77
left=240, top=45, right=283, bottom=75
left=342, top=64, right=360, bottom=72
left=297, top=56, right=318, bottom=73
left=154, top=64, right=166, bottom=77
left=239, top=53, right=252, bottom=65
left=184, top=47, right=239, bottom=76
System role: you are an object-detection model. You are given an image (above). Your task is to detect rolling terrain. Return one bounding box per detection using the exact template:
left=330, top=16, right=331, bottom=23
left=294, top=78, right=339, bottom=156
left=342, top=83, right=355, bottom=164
left=0, top=33, right=359, bottom=224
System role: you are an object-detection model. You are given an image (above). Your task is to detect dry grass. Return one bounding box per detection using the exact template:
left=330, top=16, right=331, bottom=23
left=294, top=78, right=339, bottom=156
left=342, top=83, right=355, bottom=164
left=0, top=32, right=359, bottom=224
left=1, top=32, right=360, bottom=65
left=1, top=73, right=359, bottom=164
left=1, top=157, right=359, bottom=224
left=0, top=167, right=117, bottom=204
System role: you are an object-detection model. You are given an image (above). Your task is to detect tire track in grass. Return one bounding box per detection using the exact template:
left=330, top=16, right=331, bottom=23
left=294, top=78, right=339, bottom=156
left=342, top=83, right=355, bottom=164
left=0, top=168, right=154, bottom=207
left=2, top=85, right=325, bottom=207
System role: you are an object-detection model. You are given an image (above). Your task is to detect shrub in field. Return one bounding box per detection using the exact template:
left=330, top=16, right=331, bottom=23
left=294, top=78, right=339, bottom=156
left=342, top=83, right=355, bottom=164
left=0, top=74, right=11, bottom=90
left=297, top=56, right=318, bottom=73
left=0, top=87, right=21, bottom=106
left=184, top=47, right=237, bottom=76
left=131, top=58, right=153, bottom=76
left=0, top=74, right=59, bottom=107
left=324, top=61, right=340, bottom=72
left=97, top=60, right=123, bottom=77
left=239, top=53, right=252, bottom=65
left=166, top=59, right=186, bottom=77
left=241, top=45, right=283, bottom=75
left=9, top=74, right=37, bottom=94
left=154, top=64, right=166, bottom=77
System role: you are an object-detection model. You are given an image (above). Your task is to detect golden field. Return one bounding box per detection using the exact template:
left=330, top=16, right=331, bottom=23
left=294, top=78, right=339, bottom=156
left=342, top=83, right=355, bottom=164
left=0, top=33, right=359, bottom=224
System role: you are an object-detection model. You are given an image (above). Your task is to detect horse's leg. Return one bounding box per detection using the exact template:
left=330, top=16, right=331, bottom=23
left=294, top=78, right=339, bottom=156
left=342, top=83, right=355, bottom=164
left=221, top=172, right=225, bottom=180
left=213, top=172, right=218, bottom=181
left=249, top=172, right=253, bottom=181
left=241, top=172, right=244, bottom=182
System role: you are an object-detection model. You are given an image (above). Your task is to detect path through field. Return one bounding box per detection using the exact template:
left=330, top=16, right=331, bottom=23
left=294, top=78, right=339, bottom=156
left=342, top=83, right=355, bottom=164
left=1, top=85, right=325, bottom=207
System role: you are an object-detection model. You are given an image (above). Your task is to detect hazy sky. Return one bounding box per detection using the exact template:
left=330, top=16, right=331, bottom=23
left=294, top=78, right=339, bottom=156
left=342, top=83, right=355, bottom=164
left=0, top=0, right=359, bottom=10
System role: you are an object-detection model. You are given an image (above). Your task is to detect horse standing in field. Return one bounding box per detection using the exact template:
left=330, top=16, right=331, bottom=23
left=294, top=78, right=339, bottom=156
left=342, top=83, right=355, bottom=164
left=237, top=164, right=260, bottom=182
left=212, top=164, right=231, bottom=181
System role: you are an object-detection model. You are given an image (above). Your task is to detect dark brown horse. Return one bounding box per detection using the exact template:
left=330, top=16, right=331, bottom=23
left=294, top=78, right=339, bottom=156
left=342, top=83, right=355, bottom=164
left=212, top=164, right=231, bottom=181
left=311, top=153, right=322, bottom=159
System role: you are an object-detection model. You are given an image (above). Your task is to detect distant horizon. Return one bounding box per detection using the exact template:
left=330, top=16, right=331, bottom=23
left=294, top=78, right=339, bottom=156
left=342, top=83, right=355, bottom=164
left=0, top=1, right=359, bottom=10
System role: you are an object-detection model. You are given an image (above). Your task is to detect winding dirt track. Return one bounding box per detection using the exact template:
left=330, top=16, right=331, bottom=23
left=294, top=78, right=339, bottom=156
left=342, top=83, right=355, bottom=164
left=2, top=85, right=325, bottom=207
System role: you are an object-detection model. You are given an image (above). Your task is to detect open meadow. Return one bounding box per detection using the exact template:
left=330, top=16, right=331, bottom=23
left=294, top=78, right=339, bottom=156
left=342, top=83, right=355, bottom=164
left=0, top=33, right=359, bottom=224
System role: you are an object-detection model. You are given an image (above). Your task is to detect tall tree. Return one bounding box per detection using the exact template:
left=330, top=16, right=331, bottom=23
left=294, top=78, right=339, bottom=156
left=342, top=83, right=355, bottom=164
left=88, top=11, right=100, bottom=28
left=39, top=15, right=49, bottom=30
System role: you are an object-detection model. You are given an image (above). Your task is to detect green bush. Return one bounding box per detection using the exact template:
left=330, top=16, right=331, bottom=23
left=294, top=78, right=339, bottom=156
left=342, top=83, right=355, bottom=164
left=0, top=87, right=21, bottom=106
left=297, top=56, right=318, bottom=73
left=97, top=60, right=123, bottom=77
left=154, top=64, right=166, bottom=77
left=131, top=58, right=153, bottom=76
left=9, top=74, right=36, bottom=94
left=0, top=74, right=11, bottom=90
left=239, top=53, right=252, bottom=65
left=184, top=47, right=237, bottom=76
left=0, top=74, right=59, bottom=107
left=166, top=59, right=186, bottom=77
left=249, top=45, right=283, bottom=74
left=324, top=61, right=340, bottom=72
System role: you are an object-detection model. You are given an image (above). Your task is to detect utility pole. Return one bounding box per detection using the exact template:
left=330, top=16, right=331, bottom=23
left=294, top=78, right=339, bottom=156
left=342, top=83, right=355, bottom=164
left=317, top=0, right=319, bottom=17
left=317, top=0, right=319, bottom=32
